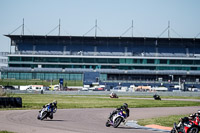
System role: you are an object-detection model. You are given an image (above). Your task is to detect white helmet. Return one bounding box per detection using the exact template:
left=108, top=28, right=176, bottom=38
left=197, top=110, right=200, bottom=115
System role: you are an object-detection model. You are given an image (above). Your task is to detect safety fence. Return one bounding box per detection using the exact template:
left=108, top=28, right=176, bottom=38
left=5, top=90, right=200, bottom=97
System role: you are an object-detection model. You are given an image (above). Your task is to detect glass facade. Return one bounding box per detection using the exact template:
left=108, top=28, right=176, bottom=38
left=1, top=72, right=82, bottom=80
left=8, top=56, right=200, bottom=71
left=3, top=35, right=200, bottom=83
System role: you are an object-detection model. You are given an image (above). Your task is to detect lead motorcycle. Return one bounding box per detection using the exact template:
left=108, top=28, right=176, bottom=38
left=153, top=94, right=161, bottom=100
left=110, top=92, right=118, bottom=98
left=105, top=110, right=127, bottom=128
left=171, top=116, right=200, bottom=133
left=37, top=104, right=57, bottom=120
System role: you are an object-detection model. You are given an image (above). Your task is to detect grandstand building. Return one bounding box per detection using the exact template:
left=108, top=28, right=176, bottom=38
left=1, top=35, right=200, bottom=87
left=0, top=52, right=8, bottom=79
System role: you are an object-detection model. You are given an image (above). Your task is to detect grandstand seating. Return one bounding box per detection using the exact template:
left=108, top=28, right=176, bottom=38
left=14, top=38, right=200, bottom=58
left=4, top=35, right=200, bottom=85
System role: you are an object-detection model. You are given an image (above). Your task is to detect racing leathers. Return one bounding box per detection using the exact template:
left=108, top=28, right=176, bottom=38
left=109, top=106, right=130, bottom=120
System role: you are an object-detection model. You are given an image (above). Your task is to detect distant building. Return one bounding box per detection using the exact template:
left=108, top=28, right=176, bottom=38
left=0, top=52, right=8, bottom=79
left=1, top=35, right=200, bottom=87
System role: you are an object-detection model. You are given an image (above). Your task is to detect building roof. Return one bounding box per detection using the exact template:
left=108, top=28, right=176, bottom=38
left=5, top=34, right=200, bottom=42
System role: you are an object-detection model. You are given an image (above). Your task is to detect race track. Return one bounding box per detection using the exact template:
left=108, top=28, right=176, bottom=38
left=0, top=106, right=199, bottom=133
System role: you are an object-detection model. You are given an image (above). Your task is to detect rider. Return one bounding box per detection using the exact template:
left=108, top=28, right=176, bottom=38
left=109, top=103, right=129, bottom=121
left=110, top=92, right=117, bottom=98
left=44, top=100, right=57, bottom=118
left=186, top=110, right=200, bottom=120
left=196, top=110, right=200, bottom=118
left=176, top=110, right=200, bottom=130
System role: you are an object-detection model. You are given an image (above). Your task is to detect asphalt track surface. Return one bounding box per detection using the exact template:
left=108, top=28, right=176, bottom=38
left=0, top=106, right=200, bottom=133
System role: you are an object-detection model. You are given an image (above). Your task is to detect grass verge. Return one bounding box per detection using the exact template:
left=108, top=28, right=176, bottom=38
left=125, top=95, right=200, bottom=99
left=0, top=131, right=14, bottom=133
left=1, top=94, right=199, bottom=110
left=137, top=114, right=188, bottom=128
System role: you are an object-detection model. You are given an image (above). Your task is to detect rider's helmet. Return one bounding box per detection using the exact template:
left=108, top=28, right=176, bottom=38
left=53, top=100, right=57, bottom=106
left=197, top=110, right=200, bottom=116
left=110, top=92, right=114, bottom=95
left=188, top=114, right=195, bottom=120
left=122, top=103, right=128, bottom=110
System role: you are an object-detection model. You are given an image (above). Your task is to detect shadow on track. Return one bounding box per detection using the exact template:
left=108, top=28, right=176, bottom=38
left=41, top=119, right=66, bottom=122
left=118, top=126, right=170, bottom=132
left=117, top=126, right=140, bottom=130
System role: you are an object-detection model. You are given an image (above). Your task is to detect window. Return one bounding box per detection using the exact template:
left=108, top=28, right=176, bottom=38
left=119, top=59, right=126, bottom=64
left=170, top=60, right=176, bottom=64
left=83, top=58, right=94, bottom=63
left=36, top=73, right=45, bottom=80
left=100, top=74, right=107, bottom=81
left=96, top=58, right=107, bottom=63
left=46, top=57, right=58, bottom=62
left=20, top=73, right=32, bottom=79
left=21, top=57, right=32, bottom=62
left=147, top=59, right=154, bottom=64
left=126, top=59, right=133, bottom=64
left=108, top=58, right=119, bottom=64
left=194, top=60, right=200, bottom=65
left=9, top=57, right=20, bottom=62
left=159, top=59, right=167, bottom=64
left=70, top=74, right=82, bottom=80
left=71, top=58, right=83, bottom=63
left=136, top=59, right=143, bottom=64
left=34, top=57, right=44, bottom=62
left=8, top=73, right=19, bottom=79
left=182, top=60, right=193, bottom=65
left=59, top=58, right=70, bottom=63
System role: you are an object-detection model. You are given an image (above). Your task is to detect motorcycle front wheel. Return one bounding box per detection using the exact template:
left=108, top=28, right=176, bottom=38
left=37, top=114, right=40, bottom=119
left=40, top=112, right=48, bottom=120
left=188, top=127, right=199, bottom=133
left=105, top=120, right=111, bottom=127
left=113, top=117, right=122, bottom=128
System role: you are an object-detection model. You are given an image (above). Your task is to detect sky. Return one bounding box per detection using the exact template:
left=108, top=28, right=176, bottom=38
left=0, top=0, right=200, bottom=52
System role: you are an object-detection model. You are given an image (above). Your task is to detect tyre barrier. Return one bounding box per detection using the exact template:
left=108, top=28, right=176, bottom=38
left=0, top=97, right=22, bottom=108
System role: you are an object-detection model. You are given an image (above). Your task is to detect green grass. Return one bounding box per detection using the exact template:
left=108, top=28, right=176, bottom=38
left=1, top=94, right=199, bottom=110
left=125, top=95, right=200, bottom=99
left=0, top=131, right=14, bottom=133
left=138, top=114, right=188, bottom=127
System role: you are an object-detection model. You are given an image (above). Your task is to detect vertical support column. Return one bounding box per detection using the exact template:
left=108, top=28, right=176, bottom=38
left=168, top=21, right=170, bottom=39
left=95, top=19, right=97, bottom=38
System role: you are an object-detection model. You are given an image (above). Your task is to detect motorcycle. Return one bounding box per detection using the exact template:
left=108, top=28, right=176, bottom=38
left=153, top=94, right=161, bottom=100
left=106, top=110, right=127, bottom=128
left=170, top=116, right=200, bottom=133
left=37, top=104, right=57, bottom=120
left=110, top=92, right=118, bottom=98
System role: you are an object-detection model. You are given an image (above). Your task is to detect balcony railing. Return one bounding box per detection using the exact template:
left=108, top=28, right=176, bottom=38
left=8, top=51, right=195, bottom=58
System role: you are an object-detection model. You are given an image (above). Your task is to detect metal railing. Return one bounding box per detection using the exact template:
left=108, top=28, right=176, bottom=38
left=8, top=51, right=196, bottom=58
